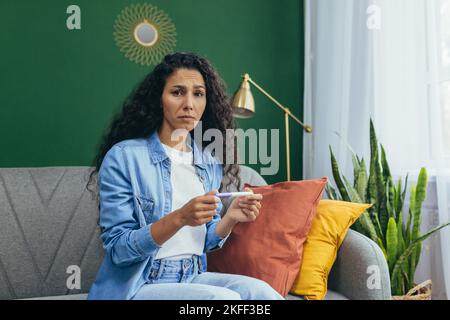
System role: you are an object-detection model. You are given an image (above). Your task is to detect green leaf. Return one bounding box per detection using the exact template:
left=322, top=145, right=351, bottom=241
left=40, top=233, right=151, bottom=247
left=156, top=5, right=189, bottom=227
left=341, top=175, right=379, bottom=242
left=325, top=182, right=338, bottom=200
left=367, top=120, right=379, bottom=213
left=355, top=158, right=368, bottom=203
left=368, top=119, right=388, bottom=240
left=386, top=218, right=398, bottom=272
left=397, top=206, right=405, bottom=258
left=415, top=168, right=428, bottom=204
left=408, top=169, right=428, bottom=280
left=400, top=174, right=409, bottom=219
left=332, top=131, right=362, bottom=193
left=370, top=209, right=384, bottom=241
left=380, top=144, right=393, bottom=187
left=352, top=153, right=361, bottom=187
left=391, top=222, right=450, bottom=284
left=359, top=210, right=379, bottom=243
left=386, top=180, right=394, bottom=219
left=342, top=176, right=362, bottom=203
left=412, top=171, right=428, bottom=241
left=401, top=270, right=409, bottom=295
left=329, top=146, right=350, bottom=201
left=405, top=184, right=416, bottom=246
left=380, top=145, right=395, bottom=211
left=377, top=238, right=387, bottom=260
left=413, top=242, right=422, bottom=278
left=350, top=218, right=365, bottom=235
left=394, top=178, right=402, bottom=223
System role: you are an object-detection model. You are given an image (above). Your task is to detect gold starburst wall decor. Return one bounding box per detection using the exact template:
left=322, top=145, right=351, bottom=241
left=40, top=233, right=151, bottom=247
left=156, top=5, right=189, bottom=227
left=113, top=3, right=177, bottom=66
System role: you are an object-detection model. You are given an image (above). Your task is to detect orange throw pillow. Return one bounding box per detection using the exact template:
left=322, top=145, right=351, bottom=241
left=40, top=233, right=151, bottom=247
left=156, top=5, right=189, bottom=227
left=207, top=177, right=328, bottom=297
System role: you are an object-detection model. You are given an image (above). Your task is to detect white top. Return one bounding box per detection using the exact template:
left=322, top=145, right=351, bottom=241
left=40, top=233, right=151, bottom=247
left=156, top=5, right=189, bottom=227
left=155, top=142, right=207, bottom=260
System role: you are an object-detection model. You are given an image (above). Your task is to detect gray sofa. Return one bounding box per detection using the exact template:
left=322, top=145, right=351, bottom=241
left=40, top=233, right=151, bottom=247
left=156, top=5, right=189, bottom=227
left=0, top=166, right=391, bottom=300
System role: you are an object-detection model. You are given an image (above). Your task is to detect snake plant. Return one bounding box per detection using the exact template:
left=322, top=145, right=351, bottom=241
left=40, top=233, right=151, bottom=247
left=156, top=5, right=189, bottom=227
left=326, top=118, right=450, bottom=295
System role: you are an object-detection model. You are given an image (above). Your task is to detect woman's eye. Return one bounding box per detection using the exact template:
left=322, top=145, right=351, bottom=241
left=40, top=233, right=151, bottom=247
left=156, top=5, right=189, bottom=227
left=171, top=90, right=182, bottom=96
left=195, top=91, right=205, bottom=97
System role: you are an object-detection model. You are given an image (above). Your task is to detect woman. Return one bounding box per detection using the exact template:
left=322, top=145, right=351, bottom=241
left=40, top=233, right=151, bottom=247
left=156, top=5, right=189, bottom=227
left=86, top=52, right=283, bottom=300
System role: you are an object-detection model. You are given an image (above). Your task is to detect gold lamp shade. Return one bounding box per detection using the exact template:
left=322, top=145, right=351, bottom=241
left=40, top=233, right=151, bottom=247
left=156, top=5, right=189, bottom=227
left=232, top=74, right=255, bottom=118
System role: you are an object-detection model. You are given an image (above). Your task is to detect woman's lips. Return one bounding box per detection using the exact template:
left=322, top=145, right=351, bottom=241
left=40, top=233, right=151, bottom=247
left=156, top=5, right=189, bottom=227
left=178, top=116, right=196, bottom=120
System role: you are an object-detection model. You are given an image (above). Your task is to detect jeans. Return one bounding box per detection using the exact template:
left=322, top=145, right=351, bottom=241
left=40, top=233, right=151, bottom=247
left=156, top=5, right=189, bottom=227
left=132, top=255, right=285, bottom=300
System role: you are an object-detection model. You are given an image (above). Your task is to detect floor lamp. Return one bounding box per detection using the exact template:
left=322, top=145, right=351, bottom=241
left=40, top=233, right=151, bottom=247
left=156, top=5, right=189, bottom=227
left=231, top=73, right=313, bottom=181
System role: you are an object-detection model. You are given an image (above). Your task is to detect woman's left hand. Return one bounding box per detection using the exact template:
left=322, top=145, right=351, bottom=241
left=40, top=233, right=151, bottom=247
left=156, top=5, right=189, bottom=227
left=225, top=187, right=263, bottom=223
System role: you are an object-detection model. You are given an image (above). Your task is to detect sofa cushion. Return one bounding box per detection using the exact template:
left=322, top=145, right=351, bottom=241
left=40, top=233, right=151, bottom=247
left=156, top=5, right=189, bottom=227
left=286, top=289, right=348, bottom=300
left=290, top=200, right=372, bottom=299
left=0, top=167, right=103, bottom=299
left=207, top=177, right=328, bottom=297
left=22, top=293, right=88, bottom=300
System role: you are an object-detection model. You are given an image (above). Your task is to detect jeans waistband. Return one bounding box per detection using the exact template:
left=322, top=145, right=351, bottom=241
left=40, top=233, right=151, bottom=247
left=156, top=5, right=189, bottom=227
left=150, top=255, right=202, bottom=280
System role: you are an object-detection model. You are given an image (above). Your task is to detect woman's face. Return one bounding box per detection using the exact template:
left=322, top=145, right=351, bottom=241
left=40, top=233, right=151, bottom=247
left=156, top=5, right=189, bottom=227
left=160, top=68, right=207, bottom=133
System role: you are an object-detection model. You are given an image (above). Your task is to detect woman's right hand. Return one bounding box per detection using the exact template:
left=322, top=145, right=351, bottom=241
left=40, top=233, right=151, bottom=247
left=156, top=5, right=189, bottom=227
left=176, top=190, right=220, bottom=227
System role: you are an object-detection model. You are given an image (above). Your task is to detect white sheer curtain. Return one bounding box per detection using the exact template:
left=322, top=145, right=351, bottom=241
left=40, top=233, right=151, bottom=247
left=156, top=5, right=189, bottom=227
left=429, top=0, right=450, bottom=300
left=304, top=0, right=450, bottom=299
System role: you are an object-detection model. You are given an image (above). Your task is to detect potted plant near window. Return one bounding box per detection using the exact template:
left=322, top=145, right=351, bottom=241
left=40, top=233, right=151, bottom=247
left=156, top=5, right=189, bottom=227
left=327, top=119, right=450, bottom=300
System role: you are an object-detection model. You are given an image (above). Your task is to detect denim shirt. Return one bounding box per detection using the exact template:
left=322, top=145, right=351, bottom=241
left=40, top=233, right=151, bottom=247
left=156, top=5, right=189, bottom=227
left=87, top=130, right=229, bottom=300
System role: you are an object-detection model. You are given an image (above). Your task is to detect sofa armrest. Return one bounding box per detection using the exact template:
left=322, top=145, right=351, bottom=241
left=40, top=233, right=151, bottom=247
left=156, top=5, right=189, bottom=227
left=328, top=229, right=392, bottom=300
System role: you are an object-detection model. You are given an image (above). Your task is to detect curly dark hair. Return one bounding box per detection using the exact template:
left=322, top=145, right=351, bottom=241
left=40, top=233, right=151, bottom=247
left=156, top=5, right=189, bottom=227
left=86, top=52, right=241, bottom=198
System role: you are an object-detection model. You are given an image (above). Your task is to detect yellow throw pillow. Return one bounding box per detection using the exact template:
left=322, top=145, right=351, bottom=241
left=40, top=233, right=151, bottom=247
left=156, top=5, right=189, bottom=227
left=289, top=199, right=373, bottom=300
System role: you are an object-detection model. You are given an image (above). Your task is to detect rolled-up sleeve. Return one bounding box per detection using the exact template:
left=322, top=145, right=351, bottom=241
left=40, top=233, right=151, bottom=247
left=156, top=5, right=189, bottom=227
left=98, top=145, right=161, bottom=267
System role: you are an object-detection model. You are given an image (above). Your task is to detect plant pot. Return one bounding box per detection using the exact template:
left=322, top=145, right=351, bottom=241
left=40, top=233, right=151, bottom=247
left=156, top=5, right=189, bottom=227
left=391, top=280, right=432, bottom=300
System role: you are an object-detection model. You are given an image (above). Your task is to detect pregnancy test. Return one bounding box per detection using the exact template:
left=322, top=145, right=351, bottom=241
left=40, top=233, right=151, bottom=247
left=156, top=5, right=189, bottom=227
left=215, top=192, right=254, bottom=198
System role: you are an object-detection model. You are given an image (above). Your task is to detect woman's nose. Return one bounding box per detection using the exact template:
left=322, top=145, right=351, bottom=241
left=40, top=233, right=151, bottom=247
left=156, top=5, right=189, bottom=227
left=183, top=94, right=194, bottom=110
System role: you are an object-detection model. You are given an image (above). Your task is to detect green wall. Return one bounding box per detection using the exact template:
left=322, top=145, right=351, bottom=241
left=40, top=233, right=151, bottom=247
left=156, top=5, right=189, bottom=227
left=0, top=0, right=304, bottom=184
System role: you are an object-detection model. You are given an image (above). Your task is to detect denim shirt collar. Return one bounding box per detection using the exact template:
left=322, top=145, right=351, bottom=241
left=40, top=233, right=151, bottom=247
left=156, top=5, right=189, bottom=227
left=148, top=130, right=216, bottom=169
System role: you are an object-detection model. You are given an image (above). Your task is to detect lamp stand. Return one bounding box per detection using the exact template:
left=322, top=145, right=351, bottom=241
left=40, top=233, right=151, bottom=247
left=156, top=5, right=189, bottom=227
left=285, top=111, right=291, bottom=181
left=232, top=73, right=313, bottom=181
left=245, top=76, right=312, bottom=181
